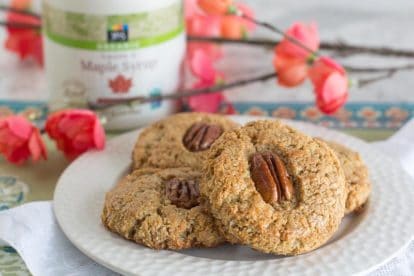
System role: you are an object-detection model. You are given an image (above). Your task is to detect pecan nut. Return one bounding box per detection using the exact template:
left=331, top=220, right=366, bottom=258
left=250, top=151, right=294, bottom=204
left=165, top=178, right=200, bottom=209
left=183, top=123, right=223, bottom=152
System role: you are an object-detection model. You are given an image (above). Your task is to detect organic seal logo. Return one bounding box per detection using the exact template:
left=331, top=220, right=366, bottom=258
left=109, top=75, right=133, bottom=93
left=107, top=23, right=129, bottom=42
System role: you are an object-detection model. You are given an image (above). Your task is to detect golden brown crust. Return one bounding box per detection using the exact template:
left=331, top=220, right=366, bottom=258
left=102, top=168, right=225, bottom=250
left=132, top=112, right=239, bottom=170
left=200, top=120, right=346, bottom=255
left=323, top=141, right=371, bottom=214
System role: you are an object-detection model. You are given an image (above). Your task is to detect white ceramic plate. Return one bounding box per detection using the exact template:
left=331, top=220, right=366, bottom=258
left=54, top=116, right=414, bottom=276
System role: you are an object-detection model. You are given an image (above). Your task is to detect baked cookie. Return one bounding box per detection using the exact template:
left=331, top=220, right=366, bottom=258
left=132, top=112, right=238, bottom=170
left=323, top=140, right=371, bottom=214
left=102, top=167, right=224, bottom=250
left=201, top=120, right=346, bottom=255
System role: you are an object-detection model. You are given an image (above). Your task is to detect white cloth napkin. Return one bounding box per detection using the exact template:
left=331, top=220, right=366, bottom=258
left=0, top=202, right=115, bottom=275
left=0, top=120, right=413, bottom=276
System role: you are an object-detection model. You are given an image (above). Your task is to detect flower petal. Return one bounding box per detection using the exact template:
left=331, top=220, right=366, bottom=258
left=187, top=13, right=221, bottom=37
left=221, top=16, right=244, bottom=39
left=197, top=0, right=233, bottom=15
left=0, top=115, right=44, bottom=164
left=45, top=109, right=106, bottom=159
left=316, top=72, right=349, bottom=114
left=277, top=22, right=320, bottom=59
left=236, top=3, right=256, bottom=31
left=28, top=129, right=47, bottom=161
left=188, top=92, right=224, bottom=113
left=190, top=50, right=216, bottom=81
left=6, top=116, right=33, bottom=140
left=5, top=11, right=42, bottom=65
left=93, top=118, right=106, bottom=150
left=320, top=72, right=348, bottom=101
left=188, top=79, right=225, bottom=113
left=273, top=54, right=308, bottom=87
left=309, top=56, right=346, bottom=89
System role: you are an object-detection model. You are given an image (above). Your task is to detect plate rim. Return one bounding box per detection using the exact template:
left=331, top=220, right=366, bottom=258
left=53, top=116, right=414, bottom=276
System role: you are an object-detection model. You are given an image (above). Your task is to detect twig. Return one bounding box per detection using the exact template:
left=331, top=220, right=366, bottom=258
left=240, top=13, right=318, bottom=55
left=358, top=70, right=397, bottom=87
left=189, top=36, right=277, bottom=47
left=345, top=63, right=414, bottom=73
left=0, top=5, right=41, bottom=19
left=95, top=62, right=414, bottom=107
left=95, top=72, right=278, bottom=107
left=0, top=21, right=41, bottom=29
left=188, top=36, right=414, bottom=58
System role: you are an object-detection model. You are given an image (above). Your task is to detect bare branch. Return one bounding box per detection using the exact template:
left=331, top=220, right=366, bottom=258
left=0, top=21, right=41, bottom=29
left=358, top=70, right=397, bottom=87
left=94, top=72, right=277, bottom=108
left=188, top=36, right=414, bottom=58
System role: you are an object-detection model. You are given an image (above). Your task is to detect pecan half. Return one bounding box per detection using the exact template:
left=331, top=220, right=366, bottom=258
left=250, top=151, right=294, bottom=204
left=183, top=122, right=223, bottom=152
left=165, top=178, right=200, bottom=209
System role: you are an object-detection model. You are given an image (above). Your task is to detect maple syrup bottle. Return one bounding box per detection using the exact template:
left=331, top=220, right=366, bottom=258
left=44, top=0, right=185, bottom=130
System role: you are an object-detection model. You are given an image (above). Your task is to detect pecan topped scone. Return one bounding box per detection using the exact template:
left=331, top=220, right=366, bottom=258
left=102, top=168, right=224, bottom=250
left=200, top=120, right=346, bottom=255
left=132, top=112, right=238, bottom=170
left=322, top=140, right=371, bottom=214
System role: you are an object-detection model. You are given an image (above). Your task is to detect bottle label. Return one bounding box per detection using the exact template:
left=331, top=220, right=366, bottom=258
left=43, top=2, right=184, bottom=51
left=44, top=1, right=185, bottom=130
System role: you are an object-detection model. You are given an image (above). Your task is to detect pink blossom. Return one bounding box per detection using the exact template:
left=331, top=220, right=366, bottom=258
left=190, top=50, right=216, bottom=82
left=188, top=79, right=225, bottom=113
left=0, top=115, right=47, bottom=164
left=309, top=56, right=349, bottom=114
left=276, top=22, right=319, bottom=59
left=197, top=0, right=233, bottom=15
left=188, top=49, right=226, bottom=113
left=220, top=3, right=256, bottom=39
left=273, top=22, right=320, bottom=87
left=186, top=13, right=223, bottom=61
left=45, top=109, right=105, bottom=159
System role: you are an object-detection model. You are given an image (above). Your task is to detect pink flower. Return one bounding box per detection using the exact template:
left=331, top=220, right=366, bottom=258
left=185, top=0, right=201, bottom=19
left=190, top=50, right=216, bottom=82
left=235, top=3, right=256, bottom=30
left=187, top=13, right=222, bottom=61
left=308, top=56, right=348, bottom=114
left=188, top=50, right=225, bottom=113
left=273, top=22, right=319, bottom=87
left=277, top=22, right=319, bottom=59
left=5, top=11, right=43, bottom=66
left=273, top=56, right=309, bottom=87
left=188, top=83, right=225, bottom=113
left=220, top=3, right=255, bottom=39
left=10, top=0, right=32, bottom=10
left=187, top=13, right=221, bottom=37
left=197, top=0, right=233, bottom=15
left=45, top=110, right=105, bottom=160
left=0, top=116, right=47, bottom=164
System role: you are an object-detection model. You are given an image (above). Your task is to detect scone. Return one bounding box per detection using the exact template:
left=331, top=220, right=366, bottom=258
left=323, top=140, right=371, bottom=214
left=132, top=112, right=238, bottom=170
left=102, top=168, right=224, bottom=250
left=200, top=120, right=346, bottom=255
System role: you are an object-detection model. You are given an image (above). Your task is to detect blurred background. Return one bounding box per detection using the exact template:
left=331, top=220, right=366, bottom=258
left=0, top=0, right=413, bottom=130
left=216, top=0, right=414, bottom=129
